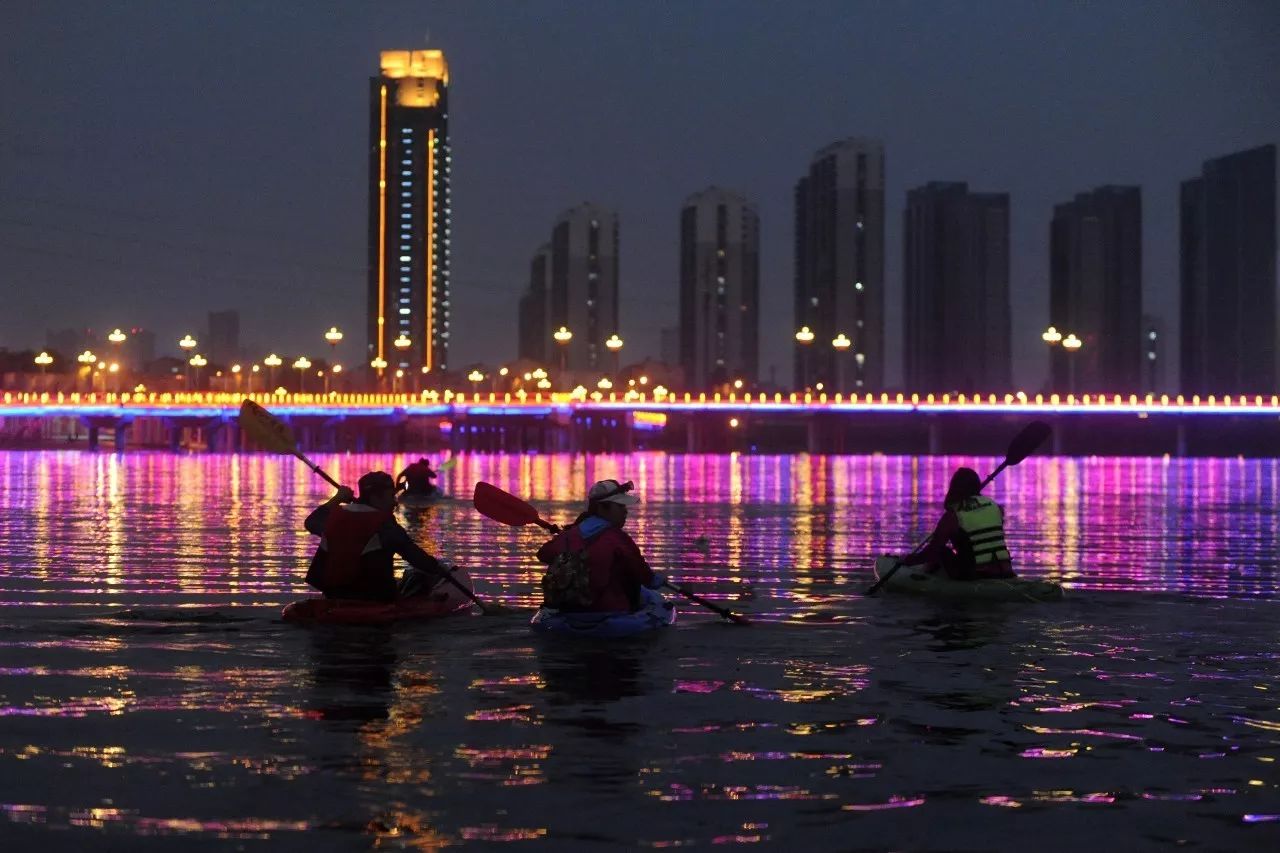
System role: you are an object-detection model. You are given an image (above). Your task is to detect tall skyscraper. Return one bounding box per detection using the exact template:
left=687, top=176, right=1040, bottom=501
left=903, top=182, right=1011, bottom=392
left=549, top=203, right=619, bottom=373
left=367, top=50, right=452, bottom=376
left=1049, top=186, right=1143, bottom=392
left=206, top=309, right=240, bottom=366
left=679, top=187, right=760, bottom=388
left=1180, top=144, right=1277, bottom=395
left=794, top=138, right=885, bottom=391
left=517, top=245, right=550, bottom=364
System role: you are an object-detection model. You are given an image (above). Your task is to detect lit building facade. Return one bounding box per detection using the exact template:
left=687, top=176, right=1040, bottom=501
left=903, top=182, right=1010, bottom=393
left=1049, top=186, right=1143, bottom=392
left=549, top=204, right=619, bottom=373
left=1180, top=144, right=1277, bottom=394
left=679, top=187, right=760, bottom=389
left=794, top=138, right=885, bottom=391
left=367, top=50, right=452, bottom=375
left=517, top=245, right=551, bottom=364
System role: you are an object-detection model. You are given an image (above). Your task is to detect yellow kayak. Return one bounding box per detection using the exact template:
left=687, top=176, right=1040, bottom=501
left=873, top=556, right=1064, bottom=602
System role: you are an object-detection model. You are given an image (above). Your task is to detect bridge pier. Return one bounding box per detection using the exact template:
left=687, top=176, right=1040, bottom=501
left=1176, top=421, right=1187, bottom=457
left=927, top=418, right=940, bottom=455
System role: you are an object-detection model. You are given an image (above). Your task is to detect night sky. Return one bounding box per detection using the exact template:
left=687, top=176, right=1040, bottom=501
left=2, top=1, right=1277, bottom=388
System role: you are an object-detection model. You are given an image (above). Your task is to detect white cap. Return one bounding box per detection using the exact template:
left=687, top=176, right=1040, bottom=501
left=588, top=479, right=640, bottom=506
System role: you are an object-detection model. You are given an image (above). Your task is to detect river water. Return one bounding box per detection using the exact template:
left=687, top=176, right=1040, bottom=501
left=0, top=450, right=1276, bottom=850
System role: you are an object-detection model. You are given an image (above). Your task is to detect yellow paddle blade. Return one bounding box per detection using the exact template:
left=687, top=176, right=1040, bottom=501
left=438, top=457, right=458, bottom=471
left=239, top=399, right=298, bottom=454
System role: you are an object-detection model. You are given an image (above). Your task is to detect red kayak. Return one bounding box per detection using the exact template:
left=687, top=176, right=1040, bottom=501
left=282, top=569, right=476, bottom=625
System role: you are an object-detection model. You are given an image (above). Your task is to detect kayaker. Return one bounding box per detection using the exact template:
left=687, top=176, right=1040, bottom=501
left=396, top=457, right=438, bottom=496
left=304, top=471, right=447, bottom=602
left=535, top=479, right=666, bottom=612
left=901, top=467, right=1015, bottom=580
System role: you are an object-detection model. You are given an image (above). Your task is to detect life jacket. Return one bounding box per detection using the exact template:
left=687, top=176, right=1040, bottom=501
left=952, top=496, right=1011, bottom=566
left=312, top=503, right=395, bottom=590
left=541, top=517, right=610, bottom=610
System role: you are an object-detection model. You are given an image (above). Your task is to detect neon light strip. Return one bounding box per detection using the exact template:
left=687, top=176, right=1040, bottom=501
left=425, top=129, right=435, bottom=372
left=377, top=85, right=388, bottom=364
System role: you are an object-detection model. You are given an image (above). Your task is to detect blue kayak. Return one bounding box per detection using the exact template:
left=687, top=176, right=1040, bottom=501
left=530, top=588, right=676, bottom=638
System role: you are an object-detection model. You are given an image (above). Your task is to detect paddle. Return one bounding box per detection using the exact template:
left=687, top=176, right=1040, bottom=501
left=238, top=399, right=501, bottom=614
left=865, top=420, right=1053, bottom=596
left=472, top=481, right=751, bottom=624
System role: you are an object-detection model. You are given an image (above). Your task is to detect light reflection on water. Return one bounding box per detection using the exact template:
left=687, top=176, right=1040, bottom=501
left=0, top=450, right=1277, bottom=848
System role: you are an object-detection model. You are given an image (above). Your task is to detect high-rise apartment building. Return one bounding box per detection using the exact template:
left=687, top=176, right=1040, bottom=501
left=517, top=245, right=551, bottom=364
left=1049, top=186, right=1143, bottom=392
left=903, top=182, right=1011, bottom=392
left=207, top=310, right=240, bottom=366
left=367, top=50, right=452, bottom=375
left=549, top=204, right=619, bottom=373
left=1180, top=144, right=1277, bottom=394
left=793, top=138, right=885, bottom=391
left=679, top=187, right=760, bottom=388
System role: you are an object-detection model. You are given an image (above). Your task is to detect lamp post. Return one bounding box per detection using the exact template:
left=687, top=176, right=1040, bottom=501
left=393, top=333, right=411, bottom=361
left=77, top=350, right=96, bottom=393
left=371, top=357, right=388, bottom=392
left=249, top=363, right=260, bottom=393
left=1062, top=333, right=1082, bottom=394
left=467, top=369, right=485, bottom=396
left=832, top=333, right=851, bottom=393
left=263, top=353, right=282, bottom=389
left=794, top=326, right=815, bottom=390
left=553, top=326, right=573, bottom=381
left=393, top=368, right=404, bottom=394
left=324, top=326, right=343, bottom=355
left=34, top=351, right=53, bottom=376
left=292, top=356, right=311, bottom=392
left=328, top=364, right=342, bottom=394
left=605, top=333, right=623, bottom=378
left=188, top=354, right=207, bottom=390
left=179, top=334, right=197, bottom=357
left=231, top=363, right=242, bottom=392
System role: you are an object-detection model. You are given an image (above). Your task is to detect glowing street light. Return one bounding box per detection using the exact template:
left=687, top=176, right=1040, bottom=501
left=795, top=326, right=816, bottom=390
left=605, top=333, right=624, bottom=376
left=553, top=326, right=573, bottom=378
left=263, top=352, right=283, bottom=388
left=179, top=334, right=197, bottom=352
left=33, top=351, right=53, bottom=375
left=1062, top=333, right=1082, bottom=350
left=393, top=333, right=412, bottom=351
left=1042, top=326, right=1063, bottom=345
left=597, top=377, right=613, bottom=390
left=293, top=356, right=311, bottom=391
left=188, top=353, right=207, bottom=390
left=324, top=326, right=344, bottom=347
left=108, top=328, right=127, bottom=344
left=832, top=333, right=852, bottom=392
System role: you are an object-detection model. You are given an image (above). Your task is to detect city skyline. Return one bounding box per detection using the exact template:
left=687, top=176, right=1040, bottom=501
left=2, top=3, right=1278, bottom=390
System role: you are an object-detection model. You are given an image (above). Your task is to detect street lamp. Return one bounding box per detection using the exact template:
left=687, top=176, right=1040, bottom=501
left=370, top=356, right=388, bottom=391
left=324, top=326, right=343, bottom=351
left=179, top=334, right=197, bottom=354
left=393, top=333, right=411, bottom=362
left=795, top=326, right=815, bottom=390
left=553, top=326, right=573, bottom=378
left=467, top=369, right=485, bottom=395
left=77, top=350, right=96, bottom=392
left=605, top=333, right=624, bottom=377
left=188, top=353, right=207, bottom=390
left=597, top=377, right=613, bottom=390
left=292, top=356, right=311, bottom=392
left=832, top=333, right=851, bottom=392
left=327, top=364, right=342, bottom=394
left=263, top=353, right=283, bottom=388
left=230, top=363, right=242, bottom=391
left=34, top=351, right=53, bottom=376
left=249, top=363, right=260, bottom=393
left=1062, top=333, right=1083, bottom=393
left=393, top=368, right=404, bottom=393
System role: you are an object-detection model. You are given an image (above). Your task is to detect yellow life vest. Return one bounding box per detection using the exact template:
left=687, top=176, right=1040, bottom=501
left=952, top=495, right=1010, bottom=565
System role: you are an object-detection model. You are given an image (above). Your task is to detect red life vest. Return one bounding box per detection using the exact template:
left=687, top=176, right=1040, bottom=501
left=314, top=504, right=395, bottom=590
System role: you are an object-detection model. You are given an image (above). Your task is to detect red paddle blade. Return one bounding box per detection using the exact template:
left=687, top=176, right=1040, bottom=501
left=473, top=481, right=541, bottom=527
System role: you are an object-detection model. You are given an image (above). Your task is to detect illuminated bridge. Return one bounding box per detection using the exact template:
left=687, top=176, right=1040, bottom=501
left=2, top=390, right=1279, bottom=456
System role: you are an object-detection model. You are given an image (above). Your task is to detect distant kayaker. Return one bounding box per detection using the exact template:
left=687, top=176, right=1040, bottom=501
left=396, top=457, right=438, bottom=496
left=304, top=471, right=447, bottom=602
left=535, top=479, right=666, bottom=612
left=901, top=467, right=1015, bottom=580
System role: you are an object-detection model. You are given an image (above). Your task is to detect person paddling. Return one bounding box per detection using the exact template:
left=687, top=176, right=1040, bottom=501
left=535, top=479, right=666, bottom=612
left=396, top=457, right=438, bottom=496
left=304, top=471, right=448, bottom=601
left=900, top=467, right=1016, bottom=580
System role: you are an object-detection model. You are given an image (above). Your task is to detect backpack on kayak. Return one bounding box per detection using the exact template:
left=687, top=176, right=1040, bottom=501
left=542, top=519, right=611, bottom=609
